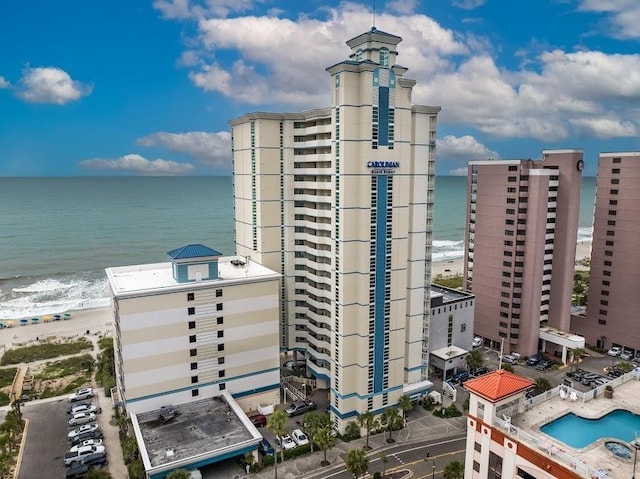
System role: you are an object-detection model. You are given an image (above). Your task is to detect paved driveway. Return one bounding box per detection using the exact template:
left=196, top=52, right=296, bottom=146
left=18, top=399, right=68, bottom=479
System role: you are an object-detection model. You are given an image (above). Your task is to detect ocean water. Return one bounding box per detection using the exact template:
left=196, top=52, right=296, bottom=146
left=0, top=176, right=596, bottom=319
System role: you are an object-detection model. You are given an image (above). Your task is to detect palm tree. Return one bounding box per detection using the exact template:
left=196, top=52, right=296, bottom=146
left=304, top=411, right=330, bottom=453
left=344, top=420, right=360, bottom=440
left=570, top=347, right=584, bottom=371
left=466, top=348, right=484, bottom=370
left=356, top=411, right=375, bottom=450
left=379, top=451, right=388, bottom=478
left=314, top=426, right=337, bottom=467
left=267, top=410, right=289, bottom=477
left=443, top=460, right=464, bottom=479
left=381, top=407, right=403, bottom=443
left=345, top=448, right=368, bottom=478
left=535, top=377, right=552, bottom=393
left=397, top=395, right=413, bottom=424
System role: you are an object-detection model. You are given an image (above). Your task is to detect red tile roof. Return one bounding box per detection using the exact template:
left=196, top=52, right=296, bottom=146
left=464, top=370, right=534, bottom=402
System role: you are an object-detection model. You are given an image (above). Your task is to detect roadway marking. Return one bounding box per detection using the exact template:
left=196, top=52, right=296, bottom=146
left=388, top=449, right=466, bottom=473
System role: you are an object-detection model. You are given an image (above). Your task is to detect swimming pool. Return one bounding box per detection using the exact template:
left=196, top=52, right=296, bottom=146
left=541, top=409, right=640, bottom=448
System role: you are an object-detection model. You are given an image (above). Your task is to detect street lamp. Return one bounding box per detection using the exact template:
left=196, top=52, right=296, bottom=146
left=432, top=457, right=436, bottom=479
left=632, top=439, right=640, bottom=479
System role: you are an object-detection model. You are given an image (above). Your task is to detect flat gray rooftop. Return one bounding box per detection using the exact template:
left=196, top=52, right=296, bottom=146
left=431, top=284, right=473, bottom=303
left=136, top=397, right=254, bottom=468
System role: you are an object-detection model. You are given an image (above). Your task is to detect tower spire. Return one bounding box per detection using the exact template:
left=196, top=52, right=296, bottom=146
left=372, top=0, right=376, bottom=29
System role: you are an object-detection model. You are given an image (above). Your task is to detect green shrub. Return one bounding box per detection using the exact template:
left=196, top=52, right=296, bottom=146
left=36, top=354, right=94, bottom=380
left=433, top=405, right=462, bottom=418
left=0, top=368, right=17, bottom=388
left=1, top=339, right=91, bottom=365
left=0, top=392, right=9, bottom=407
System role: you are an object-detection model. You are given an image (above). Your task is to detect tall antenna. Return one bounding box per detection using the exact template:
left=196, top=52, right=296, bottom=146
left=372, top=0, right=376, bottom=29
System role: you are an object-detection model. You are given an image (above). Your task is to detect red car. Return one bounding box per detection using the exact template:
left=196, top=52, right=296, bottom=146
left=250, top=414, right=267, bottom=427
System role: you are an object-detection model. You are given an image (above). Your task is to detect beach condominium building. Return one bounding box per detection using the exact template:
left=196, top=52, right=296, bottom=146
left=464, top=151, right=584, bottom=359
left=571, top=152, right=640, bottom=355
left=106, top=244, right=281, bottom=415
left=231, top=28, right=440, bottom=429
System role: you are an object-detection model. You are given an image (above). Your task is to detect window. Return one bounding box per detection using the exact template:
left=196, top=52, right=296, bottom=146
left=190, top=362, right=197, bottom=370
left=508, top=165, right=517, bottom=171
left=474, top=442, right=482, bottom=452
left=598, top=319, right=607, bottom=325
left=379, top=48, right=389, bottom=66
left=219, top=383, right=226, bottom=391
left=189, top=335, right=196, bottom=343
left=506, top=198, right=516, bottom=204
left=218, top=357, right=225, bottom=365
left=216, top=303, right=223, bottom=311
left=461, top=324, right=466, bottom=332
left=219, top=370, right=225, bottom=378
left=217, top=317, right=223, bottom=325
left=488, top=451, right=503, bottom=479
left=188, top=321, right=196, bottom=329
left=187, top=292, right=194, bottom=301
left=508, top=176, right=517, bottom=182
left=188, top=307, right=195, bottom=315
left=192, top=389, right=199, bottom=397
left=216, top=289, right=223, bottom=297
left=612, top=157, right=621, bottom=163
left=191, top=375, right=198, bottom=384
left=217, top=330, right=224, bottom=338
left=611, top=189, right=618, bottom=195
left=611, top=178, right=619, bottom=185
left=218, top=344, right=225, bottom=352
left=190, top=348, right=197, bottom=357
left=473, top=461, right=480, bottom=473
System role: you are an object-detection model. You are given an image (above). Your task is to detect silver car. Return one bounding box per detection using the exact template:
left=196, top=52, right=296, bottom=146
left=68, top=412, right=96, bottom=426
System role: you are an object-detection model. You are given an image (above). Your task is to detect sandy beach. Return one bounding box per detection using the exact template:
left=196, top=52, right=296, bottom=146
left=0, top=307, right=114, bottom=349
left=432, top=239, right=592, bottom=278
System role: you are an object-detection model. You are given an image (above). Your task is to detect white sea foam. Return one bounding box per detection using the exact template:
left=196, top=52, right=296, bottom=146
left=12, top=278, right=73, bottom=294
left=577, top=227, right=593, bottom=241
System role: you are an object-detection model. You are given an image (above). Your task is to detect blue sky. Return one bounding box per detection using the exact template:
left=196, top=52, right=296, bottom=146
left=1, top=0, right=640, bottom=177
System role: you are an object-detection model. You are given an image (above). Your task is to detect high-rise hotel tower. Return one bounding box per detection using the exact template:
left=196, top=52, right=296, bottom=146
left=231, top=28, right=440, bottom=428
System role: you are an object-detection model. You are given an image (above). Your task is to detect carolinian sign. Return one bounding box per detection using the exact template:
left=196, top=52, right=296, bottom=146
left=367, top=161, right=399, bottom=174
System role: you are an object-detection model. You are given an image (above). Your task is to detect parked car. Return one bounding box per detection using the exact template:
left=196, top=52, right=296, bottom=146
left=68, top=404, right=98, bottom=416
left=607, top=346, right=622, bottom=357
left=450, top=370, right=470, bottom=385
left=68, top=423, right=100, bottom=440
left=250, top=414, right=267, bottom=428
left=581, top=373, right=599, bottom=385
left=470, top=366, right=490, bottom=377
left=285, top=400, right=316, bottom=417
left=526, top=354, right=543, bottom=366
left=68, top=412, right=96, bottom=427
left=69, top=430, right=103, bottom=447
left=620, top=349, right=634, bottom=361
left=471, top=337, right=482, bottom=348
left=66, top=400, right=93, bottom=413
left=258, top=438, right=275, bottom=456
left=291, top=428, right=309, bottom=446
left=276, top=435, right=296, bottom=450
left=607, top=368, right=623, bottom=378
left=64, top=445, right=105, bottom=466
left=590, top=377, right=609, bottom=389
left=535, top=359, right=554, bottom=371
left=68, top=439, right=103, bottom=453
left=79, top=451, right=107, bottom=468
left=68, top=388, right=94, bottom=403
left=500, top=354, right=519, bottom=365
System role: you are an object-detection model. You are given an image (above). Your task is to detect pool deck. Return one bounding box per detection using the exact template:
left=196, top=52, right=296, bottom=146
left=511, top=378, right=640, bottom=478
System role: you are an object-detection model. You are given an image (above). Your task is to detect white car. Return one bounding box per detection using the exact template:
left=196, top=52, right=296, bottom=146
left=277, top=435, right=296, bottom=450
left=68, top=412, right=96, bottom=426
left=607, top=346, right=622, bottom=357
left=64, top=444, right=105, bottom=466
left=620, top=349, right=634, bottom=361
left=68, top=423, right=100, bottom=439
left=471, top=337, right=482, bottom=348
left=68, top=404, right=98, bottom=416
left=68, top=387, right=94, bottom=402
left=68, top=439, right=103, bottom=453
left=291, top=428, right=309, bottom=446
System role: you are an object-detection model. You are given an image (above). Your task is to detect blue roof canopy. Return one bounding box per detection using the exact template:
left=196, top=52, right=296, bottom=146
left=167, top=244, right=222, bottom=260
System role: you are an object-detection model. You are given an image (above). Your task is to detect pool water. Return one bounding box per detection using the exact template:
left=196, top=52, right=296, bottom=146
left=541, top=409, right=640, bottom=448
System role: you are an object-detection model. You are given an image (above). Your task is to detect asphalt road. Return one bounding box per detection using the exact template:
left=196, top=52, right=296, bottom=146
left=18, top=399, right=68, bottom=479
left=305, top=435, right=466, bottom=479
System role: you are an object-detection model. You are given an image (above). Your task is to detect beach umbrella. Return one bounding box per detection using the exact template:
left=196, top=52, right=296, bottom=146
left=42, top=315, right=52, bottom=321
left=63, top=313, right=71, bottom=320
left=31, top=317, right=40, bottom=324
left=6, top=321, right=15, bottom=327
left=44, top=315, right=53, bottom=322
left=20, top=319, right=29, bottom=326
left=0, top=322, right=4, bottom=329
left=53, top=314, right=61, bottom=321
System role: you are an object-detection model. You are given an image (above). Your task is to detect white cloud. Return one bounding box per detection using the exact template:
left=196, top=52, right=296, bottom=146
left=452, top=0, right=485, bottom=10
left=437, top=135, right=499, bottom=161
left=153, top=0, right=257, bottom=19
left=17, top=67, right=92, bottom=104
left=449, top=167, right=469, bottom=176
left=569, top=116, right=637, bottom=138
left=0, top=76, right=9, bottom=89
left=387, top=0, right=419, bottom=15
left=578, top=0, right=640, bottom=39
left=79, top=154, right=195, bottom=175
left=137, top=131, right=231, bottom=168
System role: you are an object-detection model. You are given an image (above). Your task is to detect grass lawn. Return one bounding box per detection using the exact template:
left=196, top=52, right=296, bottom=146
left=0, top=339, right=92, bottom=365
left=0, top=368, right=18, bottom=388
left=36, top=354, right=94, bottom=381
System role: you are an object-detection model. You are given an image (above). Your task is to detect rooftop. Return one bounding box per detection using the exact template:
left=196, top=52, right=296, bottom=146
left=465, top=369, right=534, bottom=402
left=106, top=255, right=280, bottom=297
left=431, top=284, right=474, bottom=304
left=167, top=244, right=222, bottom=260
left=495, top=371, right=640, bottom=479
left=132, top=393, right=261, bottom=472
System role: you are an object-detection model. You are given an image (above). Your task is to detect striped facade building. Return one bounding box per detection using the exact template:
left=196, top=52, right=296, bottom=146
left=231, top=28, right=440, bottom=429
left=106, top=244, right=281, bottom=415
